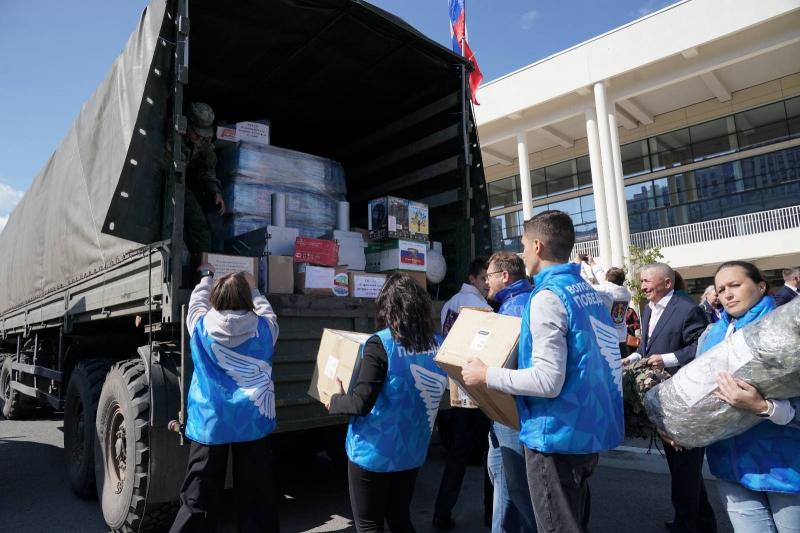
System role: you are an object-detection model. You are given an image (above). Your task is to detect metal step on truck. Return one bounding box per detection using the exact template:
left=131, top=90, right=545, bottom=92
left=0, top=1, right=491, bottom=531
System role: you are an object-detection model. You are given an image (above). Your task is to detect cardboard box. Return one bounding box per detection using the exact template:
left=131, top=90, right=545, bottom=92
left=263, top=255, right=293, bottom=294
left=348, top=271, right=387, bottom=299
left=408, top=200, right=429, bottom=241
left=293, top=237, right=339, bottom=267
left=201, top=253, right=259, bottom=280
left=434, top=309, right=522, bottom=429
left=365, top=243, right=382, bottom=273
left=309, top=329, right=372, bottom=405
left=294, top=263, right=347, bottom=295
left=378, top=239, right=428, bottom=272
left=216, top=120, right=270, bottom=145
left=368, top=196, right=410, bottom=240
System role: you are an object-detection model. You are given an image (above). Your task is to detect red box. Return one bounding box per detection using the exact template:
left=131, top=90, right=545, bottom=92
left=293, top=237, right=339, bottom=267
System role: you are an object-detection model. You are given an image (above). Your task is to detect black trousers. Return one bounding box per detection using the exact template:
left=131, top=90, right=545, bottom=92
left=434, top=407, right=491, bottom=521
left=348, top=460, right=419, bottom=533
left=524, top=448, right=598, bottom=533
left=170, top=436, right=280, bottom=533
left=663, top=442, right=718, bottom=533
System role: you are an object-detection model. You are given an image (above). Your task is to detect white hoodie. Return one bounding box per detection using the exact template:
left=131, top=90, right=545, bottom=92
left=187, top=276, right=279, bottom=347
left=440, top=283, right=491, bottom=335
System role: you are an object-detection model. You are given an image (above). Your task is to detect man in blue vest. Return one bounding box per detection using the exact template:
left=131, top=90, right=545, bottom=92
left=484, top=251, right=536, bottom=533
left=463, top=210, right=624, bottom=533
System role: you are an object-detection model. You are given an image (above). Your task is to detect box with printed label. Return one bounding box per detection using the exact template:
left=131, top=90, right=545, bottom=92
left=309, top=329, right=373, bottom=405
left=201, top=253, right=259, bottom=281
left=378, top=239, right=427, bottom=272
left=293, top=237, right=339, bottom=267
left=294, top=263, right=347, bottom=295
left=348, top=272, right=387, bottom=299
left=407, top=200, right=429, bottom=241
left=368, top=196, right=410, bottom=240
left=216, top=120, right=270, bottom=145
left=434, top=309, right=521, bottom=429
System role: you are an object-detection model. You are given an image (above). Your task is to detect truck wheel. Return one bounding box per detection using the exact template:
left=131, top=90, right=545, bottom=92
left=1, top=355, right=32, bottom=420
left=64, top=359, right=110, bottom=498
left=95, top=359, right=177, bottom=532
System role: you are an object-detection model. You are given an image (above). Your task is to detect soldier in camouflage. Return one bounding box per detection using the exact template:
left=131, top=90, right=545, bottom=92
left=173, top=102, right=225, bottom=253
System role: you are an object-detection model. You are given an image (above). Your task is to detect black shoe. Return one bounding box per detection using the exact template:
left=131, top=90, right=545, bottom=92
left=432, top=516, right=456, bottom=530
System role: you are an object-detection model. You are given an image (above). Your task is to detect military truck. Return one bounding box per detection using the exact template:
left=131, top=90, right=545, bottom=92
left=0, top=1, right=491, bottom=531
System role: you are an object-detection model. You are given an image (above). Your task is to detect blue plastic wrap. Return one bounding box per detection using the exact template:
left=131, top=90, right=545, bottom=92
left=217, top=142, right=346, bottom=197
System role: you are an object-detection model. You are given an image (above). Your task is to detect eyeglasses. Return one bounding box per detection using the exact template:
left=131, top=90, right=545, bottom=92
left=486, top=270, right=505, bottom=277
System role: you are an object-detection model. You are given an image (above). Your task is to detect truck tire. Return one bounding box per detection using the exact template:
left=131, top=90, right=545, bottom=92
left=95, top=359, right=177, bottom=533
left=1, top=355, right=32, bottom=420
left=64, top=359, right=111, bottom=499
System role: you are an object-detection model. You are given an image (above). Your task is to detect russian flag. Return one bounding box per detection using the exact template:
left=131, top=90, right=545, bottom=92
left=449, top=0, right=483, bottom=104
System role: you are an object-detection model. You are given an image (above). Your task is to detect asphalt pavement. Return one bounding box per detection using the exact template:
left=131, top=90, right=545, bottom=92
left=0, top=412, right=734, bottom=533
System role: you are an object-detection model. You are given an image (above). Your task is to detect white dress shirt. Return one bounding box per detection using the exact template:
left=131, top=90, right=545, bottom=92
left=623, top=290, right=680, bottom=367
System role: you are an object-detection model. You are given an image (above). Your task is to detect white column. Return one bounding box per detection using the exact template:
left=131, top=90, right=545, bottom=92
left=607, top=109, right=632, bottom=263
left=584, top=107, right=612, bottom=266
left=593, top=82, right=624, bottom=268
left=516, top=132, right=534, bottom=221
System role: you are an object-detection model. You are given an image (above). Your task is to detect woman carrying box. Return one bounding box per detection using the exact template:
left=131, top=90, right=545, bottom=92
left=327, top=272, right=448, bottom=533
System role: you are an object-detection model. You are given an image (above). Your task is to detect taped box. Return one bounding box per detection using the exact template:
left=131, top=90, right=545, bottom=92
left=434, top=308, right=521, bottom=429
left=309, top=329, right=372, bottom=405
left=293, top=237, right=339, bottom=267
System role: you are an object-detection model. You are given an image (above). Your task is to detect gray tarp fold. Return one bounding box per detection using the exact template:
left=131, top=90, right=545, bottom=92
left=0, top=2, right=168, bottom=312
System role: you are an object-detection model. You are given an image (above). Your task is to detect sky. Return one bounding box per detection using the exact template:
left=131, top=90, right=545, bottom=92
left=0, top=0, right=675, bottom=230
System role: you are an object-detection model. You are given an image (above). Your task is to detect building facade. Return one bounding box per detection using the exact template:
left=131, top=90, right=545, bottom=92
left=476, top=0, right=800, bottom=293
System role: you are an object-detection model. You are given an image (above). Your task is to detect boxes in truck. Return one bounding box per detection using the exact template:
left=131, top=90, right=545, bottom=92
left=293, top=237, right=339, bottom=267
left=295, top=263, right=348, bottom=296
left=201, top=253, right=259, bottom=281
left=261, top=255, right=293, bottom=294
left=434, top=309, right=521, bottom=429
left=309, top=329, right=373, bottom=405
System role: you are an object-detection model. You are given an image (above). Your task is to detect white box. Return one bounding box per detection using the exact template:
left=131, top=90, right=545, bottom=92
left=216, top=121, right=270, bottom=145
left=266, top=225, right=299, bottom=256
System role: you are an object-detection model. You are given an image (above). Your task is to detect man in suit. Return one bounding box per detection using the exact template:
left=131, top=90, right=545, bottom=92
left=623, top=263, right=715, bottom=533
left=774, top=267, right=800, bottom=307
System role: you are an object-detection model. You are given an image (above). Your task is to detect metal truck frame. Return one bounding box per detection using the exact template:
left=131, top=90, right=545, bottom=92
left=0, top=1, right=491, bottom=531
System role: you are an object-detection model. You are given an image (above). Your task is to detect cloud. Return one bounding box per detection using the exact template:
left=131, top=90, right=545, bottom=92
left=634, top=0, right=673, bottom=17
left=521, top=9, right=540, bottom=31
left=0, top=182, right=24, bottom=214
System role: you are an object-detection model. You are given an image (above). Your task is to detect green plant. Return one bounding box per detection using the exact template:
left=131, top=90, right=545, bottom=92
left=625, top=244, right=664, bottom=309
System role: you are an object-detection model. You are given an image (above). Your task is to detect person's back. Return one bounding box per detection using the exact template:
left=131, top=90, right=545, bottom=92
left=594, top=267, right=632, bottom=356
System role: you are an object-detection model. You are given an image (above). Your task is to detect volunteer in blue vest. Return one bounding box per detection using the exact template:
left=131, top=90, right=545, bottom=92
left=171, top=265, right=280, bottom=533
left=484, top=251, right=537, bottom=533
left=463, top=210, right=624, bottom=533
left=694, top=261, right=800, bottom=532
left=326, top=272, right=448, bottom=533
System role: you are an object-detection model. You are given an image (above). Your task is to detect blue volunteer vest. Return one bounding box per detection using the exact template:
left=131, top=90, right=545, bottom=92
left=186, top=316, right=277, bottom=445
left=699, top=296, right=800, bottom=493
left=496, top=278, right=534, bottom=318
left=516, top=263, right=624, bottom=453
left=346, top=329, right=447, bottom=472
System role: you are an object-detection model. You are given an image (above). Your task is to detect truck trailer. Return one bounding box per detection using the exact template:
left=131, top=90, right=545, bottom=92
left=0, top=1, right=491, bottom=530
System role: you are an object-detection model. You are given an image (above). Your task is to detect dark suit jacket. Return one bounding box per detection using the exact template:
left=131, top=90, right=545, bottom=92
left=636, top=294, right=708, bottom=372
left=774, top=285, right=799, bottom=307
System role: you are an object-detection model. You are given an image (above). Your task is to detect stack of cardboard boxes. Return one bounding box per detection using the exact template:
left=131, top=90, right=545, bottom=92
left=365, top=195, right=429, bottom=290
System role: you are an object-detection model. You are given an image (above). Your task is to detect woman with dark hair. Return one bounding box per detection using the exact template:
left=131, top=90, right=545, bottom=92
left=696, top=260, right=800, bottom=532
left=327, top=272, right=448, bottom=532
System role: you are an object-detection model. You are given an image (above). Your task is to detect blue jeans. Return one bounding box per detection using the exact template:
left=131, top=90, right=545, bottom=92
left=487, top=422, right=537, bottom=532
left=716, top=479, right=800, bottom=533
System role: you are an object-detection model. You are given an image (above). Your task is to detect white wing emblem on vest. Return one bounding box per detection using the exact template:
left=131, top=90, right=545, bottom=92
left=210, top=343, right=276, bottom=419
left=589, top=315, right=623, bottom=392
left=410, top=364, right=448, bottom=431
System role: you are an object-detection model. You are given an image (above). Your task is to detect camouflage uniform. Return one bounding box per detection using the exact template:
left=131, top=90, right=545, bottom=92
left=622, top=360, right=671, bottom=439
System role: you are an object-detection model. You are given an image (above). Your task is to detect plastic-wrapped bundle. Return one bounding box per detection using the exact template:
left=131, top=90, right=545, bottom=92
left=645, top=298, right=800, bottom=448
left=224, top=215, right=328, bottom=239
left=223, top=180, right=341, bottom=225
left=217, top=142, right=346, bottom=197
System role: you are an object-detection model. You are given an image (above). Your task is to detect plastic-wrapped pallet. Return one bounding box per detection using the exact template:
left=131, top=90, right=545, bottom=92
left=644, top=298, right=800, bottom=448
left=217, top=141, right=346, bottom=239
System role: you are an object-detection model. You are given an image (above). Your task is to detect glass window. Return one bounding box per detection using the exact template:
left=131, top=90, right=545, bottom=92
left=651, top=178, right=670, bottom=208
left=531, top=169, right=547, bottom=198
left=625, top=181, right=652, bottom=214
left=690, top=116, right=736, bottom=161
left=736, top=101, right=789, bottom=150
left=487, top=175, right=520, bottom=209
left=547, top=196, right=581, bottom=216
left=545, top=160, right=578, bottom=195
left=787, top=97, right=800, bottom=136
left=576, top=156, right=592, bottom=188
left=649, top=128, right=692, bottom=170
left=620, top=140, right=651, bottom=177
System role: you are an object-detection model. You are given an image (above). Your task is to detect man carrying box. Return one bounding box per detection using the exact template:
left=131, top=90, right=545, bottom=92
left=484, top=251, right=536, bottom=533
left=463, top=211, right=624, bottom=533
